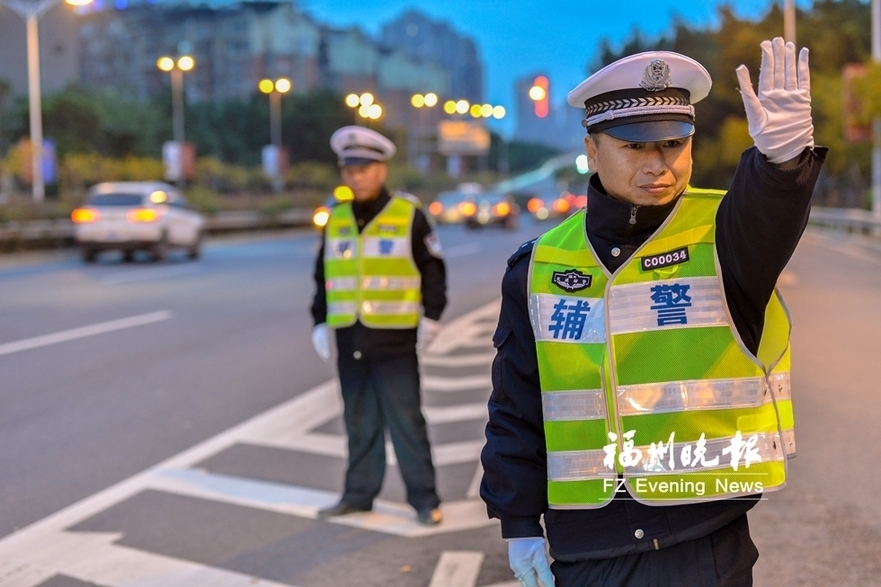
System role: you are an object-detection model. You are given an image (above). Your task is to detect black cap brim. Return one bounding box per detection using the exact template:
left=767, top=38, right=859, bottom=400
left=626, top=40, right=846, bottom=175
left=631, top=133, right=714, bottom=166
left=600, top=120, right=694, bottom=142
left=339, top=157, right=383, bottom=167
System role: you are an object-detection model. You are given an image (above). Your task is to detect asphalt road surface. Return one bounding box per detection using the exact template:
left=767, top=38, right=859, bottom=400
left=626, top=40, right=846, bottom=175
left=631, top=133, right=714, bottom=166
left=0, top=221, right=879, bottom=587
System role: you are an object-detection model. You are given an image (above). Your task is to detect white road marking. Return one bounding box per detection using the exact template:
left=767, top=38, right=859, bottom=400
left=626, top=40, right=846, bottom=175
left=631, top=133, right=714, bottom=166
left=0, top=311, right=173, bottom=357
left=428, top=551, right=485, bottom=587
left=423, top=374, right=492, bottom=392
left=0, top=300, right=505, bottom=587
left=803, top=229, right=881, bottom=265
left=423, top=403, right=488, bottom=423
left=100, top=264, right=202, bottom=285
left=466, top=462, right=484, bottom=499
left=0, top=530, right=294, bottom=587
left=422, top=352, right=495, bottom=367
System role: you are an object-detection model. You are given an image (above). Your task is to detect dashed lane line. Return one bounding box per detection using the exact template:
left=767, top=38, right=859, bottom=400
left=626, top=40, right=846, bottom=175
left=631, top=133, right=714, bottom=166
left=0, top=300, right=505, bottom=587
left=99, top=264, right=202, bottom=285
left=0, top=311, right=173, bottom=357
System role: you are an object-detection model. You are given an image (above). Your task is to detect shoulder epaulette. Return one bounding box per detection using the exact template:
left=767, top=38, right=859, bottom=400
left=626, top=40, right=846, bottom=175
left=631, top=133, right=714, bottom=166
left=507, top=238, right=537, bottom=268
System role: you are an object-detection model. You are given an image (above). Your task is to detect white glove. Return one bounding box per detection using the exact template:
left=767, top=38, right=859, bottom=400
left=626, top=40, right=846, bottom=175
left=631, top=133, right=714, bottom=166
left=417, top=318, right=441, bottom=352
left=736, top=37, right=814, bottom=164
left=507, top=537, right=555, bottom=587
left=311, top=324, right=331, bottom=362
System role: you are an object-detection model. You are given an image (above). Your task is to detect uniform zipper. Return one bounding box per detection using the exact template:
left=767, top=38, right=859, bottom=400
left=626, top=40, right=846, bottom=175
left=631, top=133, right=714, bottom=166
left=623, top=205, right=639, bottom=241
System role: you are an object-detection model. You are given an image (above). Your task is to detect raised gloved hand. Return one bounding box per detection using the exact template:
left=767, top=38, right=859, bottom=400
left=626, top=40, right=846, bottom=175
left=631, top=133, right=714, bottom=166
left=417, top=318, right=441, bottom=353
left=311, top=324, right=331, bottom=362
left=507, top=537, right=555, bottom=587
left=736, top=37, right=814, bottom=164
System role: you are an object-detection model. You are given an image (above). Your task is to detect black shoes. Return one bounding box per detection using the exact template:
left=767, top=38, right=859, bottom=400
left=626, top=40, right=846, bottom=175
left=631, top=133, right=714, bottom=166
left=416, top=507, right=443, bottom=526
left=316, top=501, right=371, bottom=520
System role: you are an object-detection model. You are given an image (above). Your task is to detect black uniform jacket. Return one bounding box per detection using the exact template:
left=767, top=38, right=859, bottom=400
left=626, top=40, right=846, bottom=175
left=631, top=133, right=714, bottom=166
left=481, top=146, right=828, bottom=561
left=311, top=187, right=447, bottom=359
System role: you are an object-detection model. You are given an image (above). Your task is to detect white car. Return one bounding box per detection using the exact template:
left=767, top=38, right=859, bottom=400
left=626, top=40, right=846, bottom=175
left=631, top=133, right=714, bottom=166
left=71, top=181, right=205, bottom=263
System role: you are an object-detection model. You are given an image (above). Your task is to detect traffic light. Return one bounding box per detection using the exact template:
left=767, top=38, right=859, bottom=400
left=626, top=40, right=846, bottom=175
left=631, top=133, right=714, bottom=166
left=529, top=75, right=549, bottom=118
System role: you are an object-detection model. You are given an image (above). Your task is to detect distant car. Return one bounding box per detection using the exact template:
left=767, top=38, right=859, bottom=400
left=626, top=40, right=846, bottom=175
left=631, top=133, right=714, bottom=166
left=71, top=181, right=205, bottom=263
left=428, top=191, right=476, bottom=225
left=525, top=190, right=586, bottom=221
left=463, top=192, right=519, bottom=230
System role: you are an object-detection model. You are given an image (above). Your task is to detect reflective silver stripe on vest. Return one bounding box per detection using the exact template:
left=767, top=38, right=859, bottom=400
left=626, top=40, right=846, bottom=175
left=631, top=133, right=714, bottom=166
left=608, top=276, right=727, bottom=335
left=328, top=302, right=357, bottom=316
left=325, top=238, right=357, bottom=260
left=617, top=374, right=792, bottom=416
left=360, top=301, right=420, bottom=316
left=361, top=236, right=410, bottom=258
left=781, top=428, right=796, bottom=457
left=360, top=277, right=421, bottom=291
left=626, top=431, right=784, bottom=475
left=542, top=389, right=606, bottom=421
left=326, top=277, right=357, bottom=291
left=530, top=293, right=606, bottom=343
left=548, top=449, right=615, bottom=481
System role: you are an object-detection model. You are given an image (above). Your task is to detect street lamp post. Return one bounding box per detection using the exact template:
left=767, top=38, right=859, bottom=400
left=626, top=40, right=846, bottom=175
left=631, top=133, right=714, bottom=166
left=409, top=92, right=437, bottom=170
left=156, top=55, right=195, bottom=145
left=872, top=0, right=881, bottom=217
left=259, top=78, right=292, bottom=147
left=259, top=78, right=291, bottom=192
left=4, top=0, right=92, bottom=202
left=783, top=0, right=796, bottom=44
left=344, top=93, right=382, bottom=126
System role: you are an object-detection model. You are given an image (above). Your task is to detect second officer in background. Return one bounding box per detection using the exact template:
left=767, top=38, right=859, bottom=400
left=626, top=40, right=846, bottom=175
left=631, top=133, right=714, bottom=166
left=310, top=125, right=447, bottom=525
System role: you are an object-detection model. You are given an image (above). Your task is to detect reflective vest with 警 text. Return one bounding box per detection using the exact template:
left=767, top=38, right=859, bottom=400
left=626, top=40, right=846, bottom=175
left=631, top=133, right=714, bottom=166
left=528, top=188, right=795, bottom=508
left=324, top=195, right=421, bottom=329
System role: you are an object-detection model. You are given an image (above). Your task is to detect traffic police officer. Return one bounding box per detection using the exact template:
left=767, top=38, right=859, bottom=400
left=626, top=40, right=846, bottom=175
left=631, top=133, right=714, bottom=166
left=311, top=125, right=446, bottom=525
left=481, top=39, right=827, bottom=586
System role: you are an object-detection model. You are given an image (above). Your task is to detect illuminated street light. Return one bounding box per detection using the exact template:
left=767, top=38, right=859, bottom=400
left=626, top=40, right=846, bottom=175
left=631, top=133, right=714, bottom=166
left=443, top=100, right=457, bottom=114
left=359, top=92, right=375, bottom=107
left=258, top=77, right=292, bottom=147
left=455, top=100, right=469, bottom=114
left=492, top=105, right=506, bottom=120
left=366, top=103, right=383, bottom=120
left=156, top=54, right=197, bottom=145
left=345, top=93, right=360, bottom=108
left=424, top=92, right=438, bottom=107
left=4, top=0, right=94, bottom=201
left=411, top=94, right=425, bottom=108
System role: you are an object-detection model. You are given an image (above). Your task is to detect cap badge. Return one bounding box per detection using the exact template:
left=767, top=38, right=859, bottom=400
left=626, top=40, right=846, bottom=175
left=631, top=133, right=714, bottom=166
left=640, top=59, right=671, bottom=92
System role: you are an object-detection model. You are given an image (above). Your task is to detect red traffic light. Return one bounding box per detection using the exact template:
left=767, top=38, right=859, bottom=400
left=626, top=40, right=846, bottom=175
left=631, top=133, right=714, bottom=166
left=530, top=75, right=549, bottom=119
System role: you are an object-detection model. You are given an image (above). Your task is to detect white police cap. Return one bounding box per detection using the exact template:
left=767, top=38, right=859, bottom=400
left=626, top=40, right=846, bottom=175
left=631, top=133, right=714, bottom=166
left=330, top=125, right=396, bottom=167
left=567, top=51, right=712, bottom=142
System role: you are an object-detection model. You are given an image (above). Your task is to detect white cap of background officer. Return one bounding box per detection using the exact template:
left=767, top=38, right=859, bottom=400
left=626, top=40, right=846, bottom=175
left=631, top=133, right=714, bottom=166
left=567, top=51, right=712, bottom=143
left=330, top=125, right=396, bottom=167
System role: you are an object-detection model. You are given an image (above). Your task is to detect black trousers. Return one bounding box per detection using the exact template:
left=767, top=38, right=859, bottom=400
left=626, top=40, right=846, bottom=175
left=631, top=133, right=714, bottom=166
left=551, top=514, right=758, bottom=587
left=336, top=349, right=439, bottom=511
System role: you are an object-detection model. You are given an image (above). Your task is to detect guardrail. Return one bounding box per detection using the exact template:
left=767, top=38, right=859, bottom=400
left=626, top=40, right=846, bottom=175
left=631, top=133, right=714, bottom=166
left=0, top=208, right=315, bottom=246
left=1, top=206, right=879, bottom=248
left=809, top=207, right=881, bottom=235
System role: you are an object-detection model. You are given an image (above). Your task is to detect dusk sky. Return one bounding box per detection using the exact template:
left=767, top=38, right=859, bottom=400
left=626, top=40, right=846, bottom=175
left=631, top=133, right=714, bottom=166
left=301, top=0, right=816, bottom=134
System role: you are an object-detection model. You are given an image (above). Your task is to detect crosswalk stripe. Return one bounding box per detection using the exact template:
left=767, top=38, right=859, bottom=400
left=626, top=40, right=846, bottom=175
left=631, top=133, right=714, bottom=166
left=429, top=551, right=485, bottom=587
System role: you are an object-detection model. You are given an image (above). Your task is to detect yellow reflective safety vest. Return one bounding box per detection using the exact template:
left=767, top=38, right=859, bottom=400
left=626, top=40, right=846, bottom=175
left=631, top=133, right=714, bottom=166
left=528, top=189, right=795, bottom=509
left=324, top=194, right=421, bottom=329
